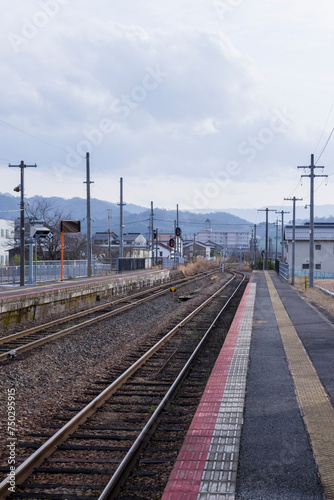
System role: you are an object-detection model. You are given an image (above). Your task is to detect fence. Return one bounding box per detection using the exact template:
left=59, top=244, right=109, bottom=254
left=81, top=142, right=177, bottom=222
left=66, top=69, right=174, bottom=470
left=274, top=262, right=334, bottom=281
left=293, top=270, right=334, bottom=279
left=275, top=260, right=289, bottom=281
left=0, top=260, right=117, bottom=285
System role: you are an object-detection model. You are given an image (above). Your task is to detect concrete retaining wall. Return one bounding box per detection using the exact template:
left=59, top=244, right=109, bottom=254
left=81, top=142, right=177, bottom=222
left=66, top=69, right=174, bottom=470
left=0, top=270, right=174, bottom=328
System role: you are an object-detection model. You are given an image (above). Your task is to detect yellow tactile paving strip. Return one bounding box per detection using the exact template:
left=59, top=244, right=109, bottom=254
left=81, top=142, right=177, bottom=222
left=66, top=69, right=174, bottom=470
left=265, top=271, right=334, bottom=500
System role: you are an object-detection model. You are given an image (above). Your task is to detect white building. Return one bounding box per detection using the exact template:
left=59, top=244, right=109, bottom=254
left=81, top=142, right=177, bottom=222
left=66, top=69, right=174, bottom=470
left=285, top=223, right=334, bottom=274
left=0, top=219, right=15, bottom=264
left=196, top=219, right=250, bottom=255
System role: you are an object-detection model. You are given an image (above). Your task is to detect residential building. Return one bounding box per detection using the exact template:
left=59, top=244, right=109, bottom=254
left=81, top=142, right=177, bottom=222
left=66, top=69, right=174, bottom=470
left=122, top=233, right=147, bottom=258
left=158, top=233, right=184, bottom=256
left=285, top=222, right=334, bottom=274
left=196, top=219, right=250, bottom=255
left=92, top=231, right=118, bottom=246
left=92, top=231, right=148, bottom=259
left=0, top=219, right=15, bottom=264
left=183, top=240, right=210, bottom=261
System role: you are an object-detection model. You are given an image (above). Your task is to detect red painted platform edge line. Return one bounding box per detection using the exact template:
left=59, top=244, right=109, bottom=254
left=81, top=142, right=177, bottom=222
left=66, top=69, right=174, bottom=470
left=161, top=280, right=253, bottom=499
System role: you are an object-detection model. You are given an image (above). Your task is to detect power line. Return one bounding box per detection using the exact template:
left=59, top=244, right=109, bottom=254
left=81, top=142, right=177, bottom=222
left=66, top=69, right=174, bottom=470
left=0, top=118, right=68, bottom=154
left=314, top=97, right=334, bottom=155
left=315, top=126, right=334, bottom=163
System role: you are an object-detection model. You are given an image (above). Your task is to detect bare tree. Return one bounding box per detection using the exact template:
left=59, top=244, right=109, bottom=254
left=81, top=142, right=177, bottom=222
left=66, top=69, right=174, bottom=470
left=25, top=198, right=85, bottom=260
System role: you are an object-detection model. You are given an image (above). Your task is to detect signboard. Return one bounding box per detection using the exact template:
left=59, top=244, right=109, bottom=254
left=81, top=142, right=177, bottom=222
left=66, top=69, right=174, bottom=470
left=60, top=220, right=81, bottom=233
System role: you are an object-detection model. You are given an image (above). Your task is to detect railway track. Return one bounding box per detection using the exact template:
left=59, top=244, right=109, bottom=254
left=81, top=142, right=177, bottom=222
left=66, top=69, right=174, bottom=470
left=0, top=269, right=220, bottom=363
left=0, top=272, right=246, bottom=499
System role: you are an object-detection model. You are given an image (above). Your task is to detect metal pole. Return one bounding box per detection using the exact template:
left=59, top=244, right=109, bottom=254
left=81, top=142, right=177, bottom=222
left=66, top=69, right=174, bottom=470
left=155, top=228, right=158, bottom=266
left=292, top=200, right=296, bottom=285
left=61, top=223, right=64, bottom=281
left=284, top=197, right=303, bottom=286
left=27, top=234, right=33, bottom=285
left=9, top=161, right=37, bottom=286
left=275, top=220, right=278, bottom=260
left=107, top=209, right=112, bottom=270
left=176, top=203, right=179, bottom=255
left=193, top=233, right=196, bottom=262
left=19, top=164, right=25, bottom=286
left=265, top=208, right=268, bottom=270
left=281, top=211, right=284, bottom=263
left=253, top=224, right=257, bottom=268
left=310, top=154, right=315, bottom=288
left=257, top=209, right=276, bottom=271
left=151, top=201, right=154, bottom=267
left=120, top=178, right=124, bottom=258
left=297, top=155, right=326, bottom=288
left=86, top=152, right=92, bottom=277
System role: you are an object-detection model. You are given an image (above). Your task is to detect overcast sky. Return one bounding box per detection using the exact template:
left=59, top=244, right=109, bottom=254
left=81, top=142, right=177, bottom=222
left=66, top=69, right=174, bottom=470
left=0, top=0, right=333, bottom=216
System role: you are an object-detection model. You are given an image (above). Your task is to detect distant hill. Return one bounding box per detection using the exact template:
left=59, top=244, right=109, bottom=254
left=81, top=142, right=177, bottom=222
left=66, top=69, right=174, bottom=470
left=3, top=193, right=334, bottom=242
left=0, top=193, right=251, bottom=237
left=225, top=205, right=334, bottom=223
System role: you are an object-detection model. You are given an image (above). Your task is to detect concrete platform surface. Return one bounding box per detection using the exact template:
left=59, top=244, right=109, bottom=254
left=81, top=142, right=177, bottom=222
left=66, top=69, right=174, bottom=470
left=163, top=271, right=334, bottom=500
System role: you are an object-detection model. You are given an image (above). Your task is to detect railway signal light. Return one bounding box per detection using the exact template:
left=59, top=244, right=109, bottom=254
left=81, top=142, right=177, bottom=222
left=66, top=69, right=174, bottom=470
left=13, top=185, right=21, bottom=192
left=153, top=230, right=157, bottom=239
left=169, top=238, right=175, bottom=248
left=175, top=227, right=181, bottom=237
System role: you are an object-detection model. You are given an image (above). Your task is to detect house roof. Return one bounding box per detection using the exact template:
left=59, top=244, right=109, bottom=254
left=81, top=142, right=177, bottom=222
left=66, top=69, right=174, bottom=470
left=285, top=223, right=334, bottom=241
left=184, top=241, right=207, bottom=249
left=123, top=233, right=145, bottom=243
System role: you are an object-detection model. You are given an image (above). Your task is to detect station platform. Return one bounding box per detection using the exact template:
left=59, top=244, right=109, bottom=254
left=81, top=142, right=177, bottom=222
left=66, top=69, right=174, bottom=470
left=0, top=268, right=172, bottom=327
left=162, top=270, right=334, bottom=500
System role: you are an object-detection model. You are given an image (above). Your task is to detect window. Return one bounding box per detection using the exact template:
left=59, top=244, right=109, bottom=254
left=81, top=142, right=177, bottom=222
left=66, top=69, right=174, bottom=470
left=5, top=230, right=9, bottom=238
left=302, top=263, right=309, bottom=269
left=0, top=229, right=4, bottom=238
left=315, top=264, right=321, bottom=270
left=315, top=244, right=321, bottom=250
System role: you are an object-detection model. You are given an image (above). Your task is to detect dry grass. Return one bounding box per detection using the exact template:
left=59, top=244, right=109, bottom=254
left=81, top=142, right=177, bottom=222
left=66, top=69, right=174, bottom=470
left=292, top=277, right=334, bottom=317
left=178, top=259, right=219, bottom=276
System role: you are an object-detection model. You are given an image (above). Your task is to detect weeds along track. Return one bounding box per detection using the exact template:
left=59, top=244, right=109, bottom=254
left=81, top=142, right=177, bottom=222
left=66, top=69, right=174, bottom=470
left=0, top=269, right=220, bottom=363
left=0, top=272, right=246, bottom=499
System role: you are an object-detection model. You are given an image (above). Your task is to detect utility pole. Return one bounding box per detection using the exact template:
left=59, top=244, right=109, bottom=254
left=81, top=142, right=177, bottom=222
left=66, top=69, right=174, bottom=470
left=9, top=161, right=37, bottom=286
left=155, top=228, right=158, bottom=266
left=275, top=210, right=289, bottom=263
left=151, top=201, right=154, bottom=266
left=193, top=233, right=196, bottom=262
left=253, top=224, right=257, bottom=268
left=298, top=154, right=327, bottom=287
left=119, top=178, right=125, bottom=258
left=176, top=204, right=179, bottom=255
left=284, top=197, right=303, bottom=285
left=84, top=152, right=93, bottom=278
left=107, top=208, right=112, bottom=269
left=257, top=208, right=276, bottom=270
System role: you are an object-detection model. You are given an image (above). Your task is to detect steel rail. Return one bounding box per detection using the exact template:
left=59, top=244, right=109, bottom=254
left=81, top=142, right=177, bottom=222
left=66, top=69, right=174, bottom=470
left=0, top=273, right=238, bottom=498
left=0, top=269, right=221, bottom=362
left=99, top=273, right=245, bottom=499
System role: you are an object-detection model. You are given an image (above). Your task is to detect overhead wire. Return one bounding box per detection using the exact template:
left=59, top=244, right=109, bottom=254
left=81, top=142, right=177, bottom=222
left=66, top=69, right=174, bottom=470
left=315, top=126, right=334, bottom=164
left=0, top=118, right=69, bottom=154
left=313, top=97, right=334, bottom=156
